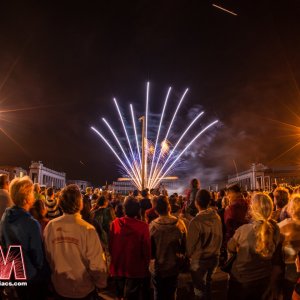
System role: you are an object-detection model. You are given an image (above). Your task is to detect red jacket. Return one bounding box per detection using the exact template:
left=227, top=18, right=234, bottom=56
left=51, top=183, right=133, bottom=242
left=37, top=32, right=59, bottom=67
left=109, top=216, right=151, bottom=278
left=224, top=197, right=248, bottom=243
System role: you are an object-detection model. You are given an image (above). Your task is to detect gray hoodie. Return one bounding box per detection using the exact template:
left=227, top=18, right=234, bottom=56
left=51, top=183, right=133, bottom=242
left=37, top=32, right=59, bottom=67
left=187, top=208, right=222, bottom=261
left=150, top=215, right=187, bottom=278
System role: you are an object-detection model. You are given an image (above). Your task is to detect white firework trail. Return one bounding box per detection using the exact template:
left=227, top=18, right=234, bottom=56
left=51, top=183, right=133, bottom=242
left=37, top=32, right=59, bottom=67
left=148, top=87, right=171, bottom=186
left=148, top=88, right=188, bottom=188
left=91, top=83, right=218, bottom=190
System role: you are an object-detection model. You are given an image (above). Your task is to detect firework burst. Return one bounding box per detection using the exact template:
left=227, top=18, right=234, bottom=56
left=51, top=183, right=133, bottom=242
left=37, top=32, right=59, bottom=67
left=91, top=83, right=218, bottom=190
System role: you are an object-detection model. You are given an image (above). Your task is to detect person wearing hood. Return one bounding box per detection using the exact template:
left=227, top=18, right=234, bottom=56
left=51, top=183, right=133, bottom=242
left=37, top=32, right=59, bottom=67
left=0, top=176, right=46, bottom=300
left=150, top=195, right=187, bottom=300
left=109, top=196, right=151, bottom=300
left=187, top=189, right=222, bottom=300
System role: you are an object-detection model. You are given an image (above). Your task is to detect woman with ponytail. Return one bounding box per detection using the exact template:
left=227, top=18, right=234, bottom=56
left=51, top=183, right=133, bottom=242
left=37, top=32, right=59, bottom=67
left=227, top=192, right=281, bottom=300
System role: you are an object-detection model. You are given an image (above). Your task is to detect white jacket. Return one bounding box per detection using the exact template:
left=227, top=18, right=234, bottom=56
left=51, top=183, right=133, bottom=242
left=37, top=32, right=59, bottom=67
left=44, top=213, right=106, bottom=298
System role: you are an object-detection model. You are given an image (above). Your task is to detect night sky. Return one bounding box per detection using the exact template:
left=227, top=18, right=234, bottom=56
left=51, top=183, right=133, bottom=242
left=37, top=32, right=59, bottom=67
left=1, top=0, right=300, bottom=187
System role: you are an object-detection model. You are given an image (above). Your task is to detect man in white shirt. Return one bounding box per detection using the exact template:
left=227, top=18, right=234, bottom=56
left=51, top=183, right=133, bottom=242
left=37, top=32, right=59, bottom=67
left=44, top=184, right=106, bottom=299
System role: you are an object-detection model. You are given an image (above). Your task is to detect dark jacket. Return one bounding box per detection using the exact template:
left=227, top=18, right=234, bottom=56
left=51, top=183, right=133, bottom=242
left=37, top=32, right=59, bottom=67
left=140, top=198, right=152, bottom=220
left=92, top=207, right=116, bottom=249
left=150, top=215, right=187, bottom=278
left=186, top=188, right=199, bottom=217
left=0, top=206, right=44, bottom=281
left=109, top=216, right=151, bottom=278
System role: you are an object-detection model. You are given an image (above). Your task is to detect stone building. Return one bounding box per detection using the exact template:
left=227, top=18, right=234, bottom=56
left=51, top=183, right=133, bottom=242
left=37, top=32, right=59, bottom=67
left=228, top=163, right=300, bottom=191
left=0, top=166, right=27, bottom=180
left=29, top=161, right=66, bottom=188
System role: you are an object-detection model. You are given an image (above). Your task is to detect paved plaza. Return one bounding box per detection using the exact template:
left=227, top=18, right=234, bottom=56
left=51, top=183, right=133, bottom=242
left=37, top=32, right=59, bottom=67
left=99, top=268, right=228, bottom=300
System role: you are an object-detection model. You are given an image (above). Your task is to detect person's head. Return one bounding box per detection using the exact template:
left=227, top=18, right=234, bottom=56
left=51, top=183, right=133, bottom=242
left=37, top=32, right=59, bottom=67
left=85, top=187, right=92, bottom=195
left=210, top=191, right=216, bottom=200
left=195, top=189, right=211, bottom=210
left=30, top=199, right=47, bottom=220
left=190, top=178, right=200, bottom=189
left=274, top=187, right=289, bottom=209
left=9, top=176, right=35, bottom=210
left=272, top=183, right=277, bottom=191
left=286, top=186, right=293, bottom=196
left=251, top=193, right=276, bottom=258
left=124, top=196, right=140, bottom=218
left=97, top=195, right=108, bottom=207
left=155, top=195, right=170, bottom=216
left=222, top=196, right=230, bottom=208
left=92, top=193, right=99, bottom=202
left=93, top=188, right=100, bottom=195
left=218, top=189, right=226, bottom=199
left=227, top=184, right=242, bottom=203
left=169, top=194, right=177, bottom=206
left=294, top=186, right=300, bottom=194
left=47, top=187, right=54, bottom=198
left=59, top=184, right=82, bottom=214
left=242, top=191, right=249, bottom=199
left=40, top=186, right=46, bottom=194
left=115, top=203, right=125, bottom=218
left=33, top=183, right=41, bottom=194
left=0, top=174, right=9, bottom=190
left=133, top=190, right=139, bottom=197
left=81, top=194, right=92, bottom=220
left=141, top=189, right=148, bottom=198
left=251, top=193, right=273, bottom=221
left=162, top=189, right=168, bottom=197
left=151, top=196, right=158, bottom=208
left=288, top=194, right=300, bottom=221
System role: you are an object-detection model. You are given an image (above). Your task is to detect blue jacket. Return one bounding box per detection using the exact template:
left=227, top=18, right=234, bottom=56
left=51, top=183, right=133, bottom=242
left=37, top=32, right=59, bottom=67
left=0, top=206, right=44, bottom=281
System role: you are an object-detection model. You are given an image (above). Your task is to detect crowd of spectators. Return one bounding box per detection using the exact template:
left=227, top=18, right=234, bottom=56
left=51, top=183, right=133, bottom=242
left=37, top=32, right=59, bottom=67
left=0, top=173, right=300, bottom=300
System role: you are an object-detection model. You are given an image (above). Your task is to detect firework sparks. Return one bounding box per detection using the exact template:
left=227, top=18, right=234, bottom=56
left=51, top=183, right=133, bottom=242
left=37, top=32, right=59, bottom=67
left=92, top=84, right=218, bottom=190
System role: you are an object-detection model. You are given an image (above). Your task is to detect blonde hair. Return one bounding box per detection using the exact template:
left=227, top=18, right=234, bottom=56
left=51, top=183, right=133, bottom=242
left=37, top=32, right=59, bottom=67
left=251, top=193, right=276, bottom=258
left=288, top=194, right=300, bottom=221
left=9, top=176, right=34, bottom=207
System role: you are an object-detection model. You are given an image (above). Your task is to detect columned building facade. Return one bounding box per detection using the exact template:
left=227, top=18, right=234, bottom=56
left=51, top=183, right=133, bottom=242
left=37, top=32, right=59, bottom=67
left=29, top=161, right=66, bottom=188
left=228, top=163, right=300, bottom=191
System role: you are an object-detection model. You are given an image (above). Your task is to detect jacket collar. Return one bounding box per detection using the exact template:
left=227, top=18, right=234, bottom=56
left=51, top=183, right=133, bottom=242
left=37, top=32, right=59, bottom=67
left=62, top=212, right=82, bottom=219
